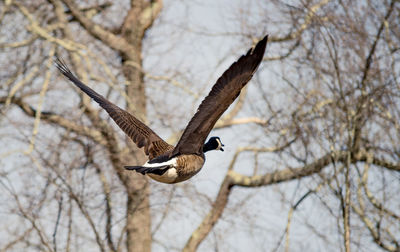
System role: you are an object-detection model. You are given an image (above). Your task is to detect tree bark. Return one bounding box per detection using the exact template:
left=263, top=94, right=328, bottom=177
left=58, top=1, right=163, bottom=251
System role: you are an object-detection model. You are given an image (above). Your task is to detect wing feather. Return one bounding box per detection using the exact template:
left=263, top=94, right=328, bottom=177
left=171, top=35, right=268, bottom=157
left=54, top=58, right=173, bottom=160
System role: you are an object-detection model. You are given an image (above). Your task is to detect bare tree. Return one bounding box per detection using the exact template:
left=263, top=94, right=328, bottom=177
left=0, top=0, right=399, bottom=251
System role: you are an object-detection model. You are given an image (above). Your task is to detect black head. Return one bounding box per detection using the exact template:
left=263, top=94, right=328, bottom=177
left=203, top=136, right=224, bottom=153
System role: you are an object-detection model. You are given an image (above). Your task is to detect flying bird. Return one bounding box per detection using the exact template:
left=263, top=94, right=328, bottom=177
left=55, top=35, right=268, bottom=184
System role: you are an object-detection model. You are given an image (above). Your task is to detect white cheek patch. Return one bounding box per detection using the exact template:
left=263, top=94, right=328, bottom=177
left=216, top=138, right=223, bottom=150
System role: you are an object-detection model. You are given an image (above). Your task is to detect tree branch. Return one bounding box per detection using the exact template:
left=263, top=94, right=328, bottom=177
left=140, top=0, right=163, bottom=32
left=229, top=151, right=345, bottom=187
left=0, top=96, right=107, bottom=145
left=269, top=0, right=331, bottom=43
left=214, top=116, right=267, bottom=129
left=60, top=0, right=135, bottom=56
left=354, top=150, right=400, bottom=172
left=352, top=0, right=397, bottom=152
left=93, top=162, right=117, bottom=252
left=183, top=150, right=347, bottom=251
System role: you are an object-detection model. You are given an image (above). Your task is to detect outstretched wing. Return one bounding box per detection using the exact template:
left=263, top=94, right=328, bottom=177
left=55, top=58, right=173, bottom=160
left=171, top=35, right=268, bottom=157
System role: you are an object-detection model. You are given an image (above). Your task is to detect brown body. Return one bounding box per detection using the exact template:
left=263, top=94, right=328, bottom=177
left=148, top=154, right=205, bottom=184
left=55, top=35, right=268, bottom=183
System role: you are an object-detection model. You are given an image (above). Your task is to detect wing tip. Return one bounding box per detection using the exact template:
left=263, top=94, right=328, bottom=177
left=244, top=34, right=268, bottom=73
left=250, top=34, right=268, bottom=58
left=54, top=55, right=75, bottom=80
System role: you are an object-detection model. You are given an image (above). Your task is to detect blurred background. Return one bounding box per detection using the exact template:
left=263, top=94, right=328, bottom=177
left=0, top=0, right=399, bottom=251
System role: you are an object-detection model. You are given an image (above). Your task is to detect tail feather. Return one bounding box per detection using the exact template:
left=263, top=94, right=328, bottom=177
left=125, top=165, right=170, bottom=176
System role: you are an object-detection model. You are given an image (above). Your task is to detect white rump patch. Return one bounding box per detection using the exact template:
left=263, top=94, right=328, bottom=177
left=165, top=168, right=178, bottom=179
left=143, top=157, right=177, bottom=168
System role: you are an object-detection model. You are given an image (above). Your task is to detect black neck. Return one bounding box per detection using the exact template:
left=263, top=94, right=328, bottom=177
left=203, top=141, right=214, bottom=153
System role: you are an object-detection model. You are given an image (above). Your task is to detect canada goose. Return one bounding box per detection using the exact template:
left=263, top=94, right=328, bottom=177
left=55, top=35, right=268, bottom=184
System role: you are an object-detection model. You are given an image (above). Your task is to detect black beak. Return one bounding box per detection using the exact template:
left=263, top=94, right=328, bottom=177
left=220, top=144, right=224, bottom=151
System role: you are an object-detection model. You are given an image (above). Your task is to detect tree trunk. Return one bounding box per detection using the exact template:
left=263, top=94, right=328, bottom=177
left=119, top=3, right=156, bottom=251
